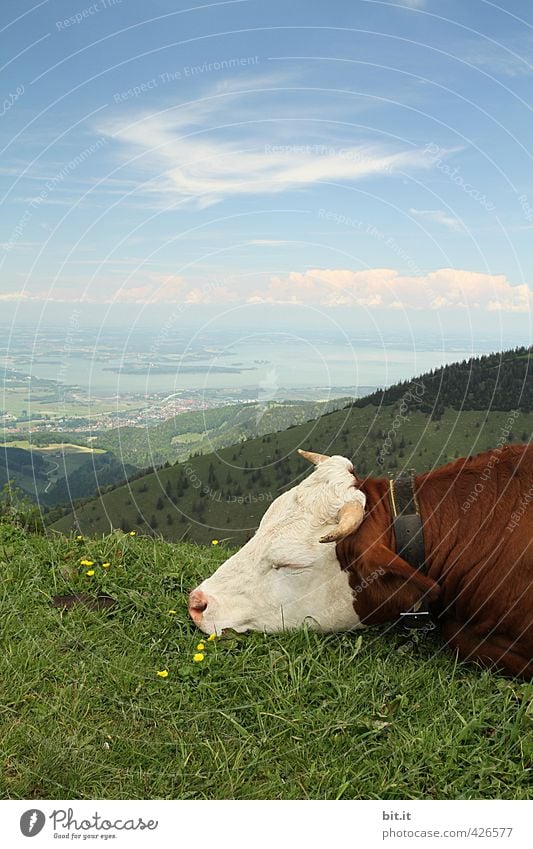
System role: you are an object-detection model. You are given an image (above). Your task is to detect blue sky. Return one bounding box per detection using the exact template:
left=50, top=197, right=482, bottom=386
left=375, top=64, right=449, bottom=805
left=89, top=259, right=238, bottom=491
left=1, top=0, right=533, bottom=335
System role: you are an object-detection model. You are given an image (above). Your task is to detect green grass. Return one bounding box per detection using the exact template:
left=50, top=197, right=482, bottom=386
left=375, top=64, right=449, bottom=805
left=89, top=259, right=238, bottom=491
left=1, top=521, right=531, bottom=800
left=0, top=440, right=105, bottom=454
left=2, top=384, right=144, bottom=420
left=170, top=431, right=204, bottom=444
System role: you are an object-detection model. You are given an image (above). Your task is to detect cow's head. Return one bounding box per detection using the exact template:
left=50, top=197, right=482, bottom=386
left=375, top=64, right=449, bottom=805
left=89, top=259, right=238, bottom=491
left=188, top=450, right=366, bottom=634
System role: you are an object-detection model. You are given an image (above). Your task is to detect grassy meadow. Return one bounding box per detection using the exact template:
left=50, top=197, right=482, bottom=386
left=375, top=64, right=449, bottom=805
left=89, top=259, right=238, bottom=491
left=1, top=521, right=531, bottom=800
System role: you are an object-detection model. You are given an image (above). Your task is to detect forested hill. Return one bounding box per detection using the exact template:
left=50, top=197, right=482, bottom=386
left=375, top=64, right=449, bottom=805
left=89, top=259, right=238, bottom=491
left=352, top=347, right=532, bottom=414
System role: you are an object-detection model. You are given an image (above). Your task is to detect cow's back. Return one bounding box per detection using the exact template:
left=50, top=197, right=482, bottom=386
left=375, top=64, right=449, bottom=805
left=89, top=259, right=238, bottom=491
left=419, top=444, right=533, bottom=665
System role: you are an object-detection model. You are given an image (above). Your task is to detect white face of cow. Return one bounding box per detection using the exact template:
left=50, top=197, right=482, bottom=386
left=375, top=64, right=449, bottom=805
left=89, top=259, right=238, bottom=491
left=188, top=452, right=366, bottom=635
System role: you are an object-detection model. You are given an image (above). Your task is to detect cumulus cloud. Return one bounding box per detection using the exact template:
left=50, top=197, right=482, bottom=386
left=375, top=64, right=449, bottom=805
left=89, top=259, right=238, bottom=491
left=273, top=268, right=533, bottom=312
left=251, top=267, right=532, bottom=312
left=98, top=77, right=436, bottom=208
left=6, top=268, right=532, bottom=312
left=0, top=290, right=37, bottom=301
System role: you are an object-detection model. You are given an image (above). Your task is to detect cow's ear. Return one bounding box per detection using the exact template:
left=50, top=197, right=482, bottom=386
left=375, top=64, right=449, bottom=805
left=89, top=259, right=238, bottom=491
left=319, top=499, right=365, bottom=543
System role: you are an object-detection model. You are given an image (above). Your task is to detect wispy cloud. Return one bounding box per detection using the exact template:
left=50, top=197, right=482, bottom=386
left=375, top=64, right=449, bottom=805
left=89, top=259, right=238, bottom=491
left=409, top=207, right=465, bottom=232
left=97, top=76, right=436, bottom=208
left=460, top=36, right=533, bottom=78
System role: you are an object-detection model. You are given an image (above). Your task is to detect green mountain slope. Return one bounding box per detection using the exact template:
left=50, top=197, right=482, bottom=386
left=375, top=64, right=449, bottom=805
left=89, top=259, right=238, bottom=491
left=49, top=407, right=532, bottom=546
left=48, top=347, right=533, bottom=546
left=353, top=346, right=532, bottom=414
left=0, top=443, right=136, bottom=506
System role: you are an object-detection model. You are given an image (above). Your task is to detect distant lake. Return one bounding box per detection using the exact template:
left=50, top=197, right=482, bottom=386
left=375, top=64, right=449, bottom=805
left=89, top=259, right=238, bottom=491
left=21, top=335, right=491, bottom=399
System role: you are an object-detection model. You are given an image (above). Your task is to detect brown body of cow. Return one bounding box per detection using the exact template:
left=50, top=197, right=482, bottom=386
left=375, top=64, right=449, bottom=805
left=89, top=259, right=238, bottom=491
left=336, top=444, right=533, bottom=679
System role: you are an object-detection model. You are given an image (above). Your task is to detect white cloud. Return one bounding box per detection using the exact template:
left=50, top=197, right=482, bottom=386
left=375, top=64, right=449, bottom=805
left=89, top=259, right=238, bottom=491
left=409, top=207, right=465, bottom=232
left=98, top=77, right=436, bottom=208
left=5, top=267, right=531, bottom=312
left=0, top=290, right=35, bottom=301
left=254, top=267, right=531, bottom=312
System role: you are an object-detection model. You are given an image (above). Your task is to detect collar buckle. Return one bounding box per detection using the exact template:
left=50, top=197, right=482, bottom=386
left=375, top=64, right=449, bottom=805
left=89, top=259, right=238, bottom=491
left=399, top=610, right=436, bottom=631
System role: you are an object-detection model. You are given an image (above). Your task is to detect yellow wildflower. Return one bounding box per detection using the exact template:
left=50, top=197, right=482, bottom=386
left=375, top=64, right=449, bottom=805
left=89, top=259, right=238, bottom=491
left=86, top=569, right=95, bottom=577
left=80, top=559, right=94, bottom=566
left=76, top=535, right=83, bottom=540
left=156, top=670, right=169, bottom=678
left=193, top=653, right=205, bottom=663
left=167, top=609, right=177, bottom=615
left=102, top=562, right=111, bottom=569
left=207, top=633, right=216, bottom=642
left=129, top=531, right=136, bottom=536
left=196, top=642, right=205, bottom=651
left=211, top=539, right=219, bottom=545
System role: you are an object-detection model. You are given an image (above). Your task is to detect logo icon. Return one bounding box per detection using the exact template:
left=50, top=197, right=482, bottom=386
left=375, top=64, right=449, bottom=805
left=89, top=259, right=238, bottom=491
left=20, top=810, right=46, bottom=837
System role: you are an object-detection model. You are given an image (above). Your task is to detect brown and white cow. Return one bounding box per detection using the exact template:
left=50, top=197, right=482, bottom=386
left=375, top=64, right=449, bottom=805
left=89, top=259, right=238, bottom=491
left=189, top=445, right=533, bottom=678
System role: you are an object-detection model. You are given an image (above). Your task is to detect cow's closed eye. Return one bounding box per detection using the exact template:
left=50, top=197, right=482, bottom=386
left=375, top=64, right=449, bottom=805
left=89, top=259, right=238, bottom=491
left=273, top=562, right=308, bottom=570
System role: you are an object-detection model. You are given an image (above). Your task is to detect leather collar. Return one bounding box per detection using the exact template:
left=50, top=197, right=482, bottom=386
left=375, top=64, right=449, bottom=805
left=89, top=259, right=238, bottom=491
left=388, top=470, right=434, bottom=630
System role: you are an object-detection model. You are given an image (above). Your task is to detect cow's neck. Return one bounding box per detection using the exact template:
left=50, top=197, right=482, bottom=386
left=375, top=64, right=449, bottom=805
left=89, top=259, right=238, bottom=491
left=336, top=474, right=440, bottom=626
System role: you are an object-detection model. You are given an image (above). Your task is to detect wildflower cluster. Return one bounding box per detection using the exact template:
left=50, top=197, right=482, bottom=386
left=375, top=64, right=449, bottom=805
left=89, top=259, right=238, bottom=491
left=155, top=633, right=216, bottom=679
left=79, top=557, right=116, bottom=577
left=193, top=632, right=216, bottom=663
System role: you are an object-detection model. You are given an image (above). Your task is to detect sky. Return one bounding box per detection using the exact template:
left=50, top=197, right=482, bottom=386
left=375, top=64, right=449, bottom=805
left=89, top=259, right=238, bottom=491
left=1, top=0, right=533, bottom=342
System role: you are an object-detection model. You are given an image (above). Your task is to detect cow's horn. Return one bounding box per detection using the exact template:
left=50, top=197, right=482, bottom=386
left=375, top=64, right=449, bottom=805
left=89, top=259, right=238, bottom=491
left=319, top=501, right=365, bottom=544
left=297, top=448, right=331, bottom=465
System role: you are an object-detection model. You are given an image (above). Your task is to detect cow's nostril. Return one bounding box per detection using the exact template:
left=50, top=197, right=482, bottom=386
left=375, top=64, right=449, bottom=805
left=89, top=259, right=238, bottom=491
left=189, top=590, right=208, bottom=614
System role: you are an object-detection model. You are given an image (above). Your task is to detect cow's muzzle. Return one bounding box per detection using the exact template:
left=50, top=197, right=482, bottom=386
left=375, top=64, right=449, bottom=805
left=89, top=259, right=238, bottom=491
left=188, top=588, right=209, bottom=625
